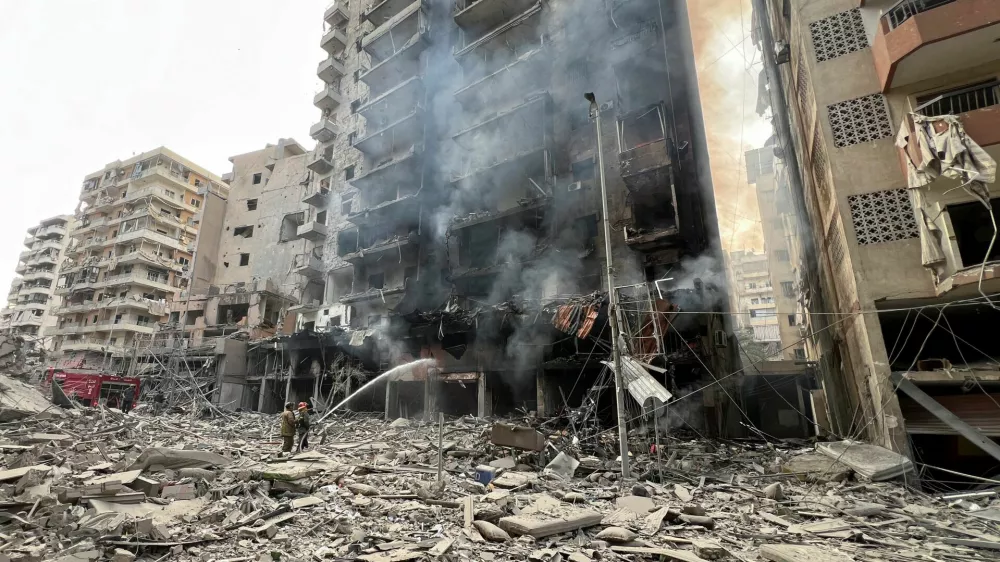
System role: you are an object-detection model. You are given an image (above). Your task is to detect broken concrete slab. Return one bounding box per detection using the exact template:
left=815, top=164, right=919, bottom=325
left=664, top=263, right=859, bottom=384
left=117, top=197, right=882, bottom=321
left=84, top=469, right=141, bottom=486
left=760, top=544, right=854, bottom=562
left=781, top=453, right=851, bottom=483
left=610, top=547, right=709, bottom=562
left=0, top=375, right=65, bottom=421
left=491, top=424, right=545, bottom=451
left=127, top=448, right=230, bottom=471
left=493, top=471, right=537, bottom=488
left=815, top=440, right=914, bottom=481
left=290, top=495, right=323, bottom=509
left=160, top=484, right=197, bottom=500
left=0, top=464, right=51, bottom=482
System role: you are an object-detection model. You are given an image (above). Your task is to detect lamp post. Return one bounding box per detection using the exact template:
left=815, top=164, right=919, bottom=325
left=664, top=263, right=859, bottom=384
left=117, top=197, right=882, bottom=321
left=586, top=92, right=630, bottom=478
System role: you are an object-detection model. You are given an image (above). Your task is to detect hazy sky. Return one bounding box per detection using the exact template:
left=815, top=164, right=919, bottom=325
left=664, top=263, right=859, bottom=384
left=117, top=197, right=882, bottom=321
left=0, top=0, right=327, bottom=294
left=0, top=0, right=766, bottom=296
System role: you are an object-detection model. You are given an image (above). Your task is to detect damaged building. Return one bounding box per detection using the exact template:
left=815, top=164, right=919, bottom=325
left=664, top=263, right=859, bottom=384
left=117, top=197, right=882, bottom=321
left=755, top=0, right=1000, bottom=481
left=277, top=0, right=744, bottom=433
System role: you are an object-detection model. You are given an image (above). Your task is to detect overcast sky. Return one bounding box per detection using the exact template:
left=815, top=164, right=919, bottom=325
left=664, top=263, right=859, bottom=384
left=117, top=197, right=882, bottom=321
left=0, top=0, right=765, bottom=296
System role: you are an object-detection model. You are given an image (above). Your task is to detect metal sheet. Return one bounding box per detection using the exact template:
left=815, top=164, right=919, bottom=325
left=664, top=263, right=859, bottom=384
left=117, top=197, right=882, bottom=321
left=602, top=356, right=673, bottom=414
left=900, top=393, right=1000, bottom=436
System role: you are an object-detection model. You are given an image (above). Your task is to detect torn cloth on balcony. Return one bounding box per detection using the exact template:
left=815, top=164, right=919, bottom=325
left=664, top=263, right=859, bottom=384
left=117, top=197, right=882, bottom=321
left=896, top=114, right=997, bottom=274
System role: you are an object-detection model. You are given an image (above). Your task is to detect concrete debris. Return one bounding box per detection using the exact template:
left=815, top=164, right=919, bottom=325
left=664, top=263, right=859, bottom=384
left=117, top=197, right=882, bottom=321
left=0, top=374, right=64, bottom=421
left=815, top=440, right=915, bottom=481
left=0, top=396, right=994, bottom=562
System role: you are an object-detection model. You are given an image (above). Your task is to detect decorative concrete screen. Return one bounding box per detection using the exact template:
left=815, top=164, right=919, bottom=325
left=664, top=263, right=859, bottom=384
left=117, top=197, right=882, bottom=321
left=847, top=188, right=919, bottom=245
left=809, top=8, right=868, bottom=63
left=828, top=94, right=893, bottom=148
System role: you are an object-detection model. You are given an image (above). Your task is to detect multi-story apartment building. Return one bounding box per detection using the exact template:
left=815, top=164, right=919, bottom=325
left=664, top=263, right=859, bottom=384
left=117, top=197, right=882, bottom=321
left=757, top=0, right=1000, bottom=472
left=283, top=0, right=738, bottom=427
left=51, top=148, right=228, bottom=371
left=746, top=146, right=808, bottom=361
left=1, top=215, right=75, bottom=349
left=727, top=250, right=780, bottom=356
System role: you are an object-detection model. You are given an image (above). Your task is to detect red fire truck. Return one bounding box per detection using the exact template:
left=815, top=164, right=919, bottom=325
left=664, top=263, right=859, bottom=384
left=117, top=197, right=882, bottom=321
left=43, top=368, right=141, bottom=408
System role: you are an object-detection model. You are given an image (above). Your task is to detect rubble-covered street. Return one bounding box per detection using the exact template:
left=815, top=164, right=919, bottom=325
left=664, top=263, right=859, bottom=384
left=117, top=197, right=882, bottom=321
left=0, top=375, right=996, bottom=562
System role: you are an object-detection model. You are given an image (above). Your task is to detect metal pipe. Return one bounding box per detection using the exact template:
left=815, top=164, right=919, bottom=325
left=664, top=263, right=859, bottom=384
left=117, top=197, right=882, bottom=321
left=586, top=92, right=630, bottom=478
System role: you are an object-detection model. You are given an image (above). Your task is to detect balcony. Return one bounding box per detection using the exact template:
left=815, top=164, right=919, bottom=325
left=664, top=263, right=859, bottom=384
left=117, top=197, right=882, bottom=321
left=94, top=320, right=156, bottom=334
left=297, top=220, right=329, bottom=242
left=450, top=194, right=549, bottom=232
left=22, top=236, right=33, bottom=248
left=352, top=147, right=423, bottom=191
left=352, top=108, right=425, bottom=161
left=340, top=285, right=406, bottom=304
left=12, top=315, right=43, bottom=328
left=22, top=270, right=56, bottom=282
left=14, top=263, right=26, bottom=275
left=293, top=253, right=325, bottom=280
left=116, top=228, right=186, bottom=251
left=320, top=26, right=349, bottom=56
left=342, top=231, right=419, bottom=264
left=913, top=80, right=1000, bottom=148
left=453, top=0, right=541, bottom=58
left=310, top=120, right=341, bottom=145
left=357, top=76, right=423, bottom=127
left=454, top=46, right=547, bottom=110
left=317, top=56, right=347, bottom=84
left=307, top=151, right=336, bottom=174
left=453, top=0, right=538, bottom=31
left=314, top=85, right=344, bottom=113
left=17, top=250, right=31, bottom=262
left=303, top=183, right=331, bottom=207
left=62, top=340, right=124, bottom=354
left=347, top=193, right=420, bottom=226
left=324, top=2, right=348, bottom=26
left=361, top=1, right=426, bottom=62
left=357, top=32, right=428, bottom=98
left=100, top=271, right=176, bottom=293
left=35, top=224, right=67, bottom=239
left=872, top=0, right=1000, bottom=92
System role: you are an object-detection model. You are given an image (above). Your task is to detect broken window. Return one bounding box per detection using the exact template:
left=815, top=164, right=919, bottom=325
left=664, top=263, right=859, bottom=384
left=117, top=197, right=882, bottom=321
left=632, top=190, right=677, bottom=233
left=461, top=223, right=498, bottom=268
left=233, top=226, right=254, bottom=238
left=345, top=165, right=356, bottom=180
left=780, top=281, right=795, bottom=297
left=337, top=230, right=358, bottom=256
left=239, top=253, right=250, bottom=266
left=617, top=105, right=665, bottom=153
left=787, top=314, right=797, bottom=326
left=776, top=249, right=789, bottom=261
left=247, top=199, right=258, bottom=211
left=948, top=198, right=1000, bottom=267
left=316, top=211, right=327, bottom=225
left=793, top=348, right=806, bottom=360
left=252, top=173, right=262, bottom=185
left=342, top=197, right=353, bottom=216
left=367, top=272, right=384, bottom=290
left=571, top=159, right=595, bottom=182
left=404, top=266, right=418, bottom=286
left=279, top=212, right=306, bottom=243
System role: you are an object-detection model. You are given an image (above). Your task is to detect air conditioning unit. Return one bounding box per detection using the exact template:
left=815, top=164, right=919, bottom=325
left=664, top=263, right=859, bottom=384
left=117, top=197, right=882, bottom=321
left=600, top=100, right=615, bottom=113
left=567, top=181, right=582, bottom=192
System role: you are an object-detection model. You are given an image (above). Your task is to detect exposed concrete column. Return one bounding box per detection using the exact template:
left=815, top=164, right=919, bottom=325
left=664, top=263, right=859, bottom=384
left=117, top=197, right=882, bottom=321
left=258, top=378, right=268, bottom=412
left=424, top=372, right=438, bottom=421
left=385, top=380, right=398, bottom=420
left=477, top=372, right=492, bottom=418
left=535, top=370, right=546, bottom=418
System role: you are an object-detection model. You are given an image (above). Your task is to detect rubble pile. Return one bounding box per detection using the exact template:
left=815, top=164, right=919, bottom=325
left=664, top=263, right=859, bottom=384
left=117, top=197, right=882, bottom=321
left=0, top=395, right=997, bottom=561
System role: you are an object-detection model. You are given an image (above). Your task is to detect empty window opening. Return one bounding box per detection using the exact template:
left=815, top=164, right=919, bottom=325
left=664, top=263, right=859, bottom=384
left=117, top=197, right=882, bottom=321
left=632, top=191, right=677, bottom=233
left=337, top=230, right=359, bottom=256
left=776, top=249, right=790, bottom=261
left=617, top=105, right=666, bottom=152
left=460, top=223, right=499, bottom=268
left=342, top=197, right=354, bottom=216
left=233, top=226, right=254, bottom=238
left=781, top=281, right=795, bottom=297
left=218, top=303, right=250, bottom=324
left=368, top=273, right=384, bottom=290
left=949, top=198, right=1000, bottom=267
left=247, top=199, right=258, bottom=211
left=252, top=173, right=262, bottom=185
left=787, top=314, right=797, bottom=326
left=316, top=210, right=328, bottom=225
left=571, top=158, right=595, bottom=182
left=279, top=212, right=306, bottom=242
left=239, top=253, right=250, bottom=266
left=345, top=165, right=356, bottom=180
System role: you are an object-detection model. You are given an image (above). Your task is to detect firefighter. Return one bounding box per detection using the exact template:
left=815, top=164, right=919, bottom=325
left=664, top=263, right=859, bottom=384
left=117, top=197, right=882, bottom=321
left=122, top=386, right=135, bottom=414
left=279, top=402, right=296, bottom=455
left=296, top=402, right=311, bottom=452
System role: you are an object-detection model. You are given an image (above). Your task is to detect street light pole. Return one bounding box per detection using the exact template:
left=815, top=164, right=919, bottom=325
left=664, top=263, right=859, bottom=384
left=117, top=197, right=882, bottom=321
left=586, top=93, right=630, bottom=478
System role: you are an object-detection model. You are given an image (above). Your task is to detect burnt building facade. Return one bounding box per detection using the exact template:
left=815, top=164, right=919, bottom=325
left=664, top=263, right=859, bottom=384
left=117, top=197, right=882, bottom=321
left=290, top=0, right=737, bottom=430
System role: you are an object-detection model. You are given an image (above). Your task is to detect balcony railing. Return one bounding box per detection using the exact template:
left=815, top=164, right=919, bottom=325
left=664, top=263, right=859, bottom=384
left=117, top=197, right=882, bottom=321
left=885, top=0, right=958, bottom=30
left=916, top=80, right=1000, bottom=118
